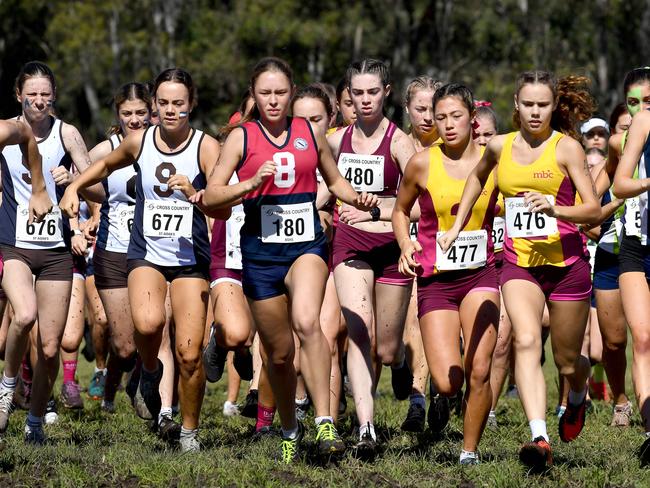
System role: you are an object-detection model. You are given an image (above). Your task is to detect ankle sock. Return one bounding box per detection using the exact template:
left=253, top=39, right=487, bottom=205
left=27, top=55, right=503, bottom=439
left=281, top=425, right=299, bottom=440
left=409, top=393, right=426, bottom=408
left=180, top=426, right=197, bottom=439
left=529, top=419, right=549, bottom=442
left=62, top=360, right=77, bottom=384
left=255, top=404, right=275, bottom=432
left=1, top=373, right=17, bottom=391
left=359, top=422, right=376, bottom=441
left=314, top=416, right=333, bottom=426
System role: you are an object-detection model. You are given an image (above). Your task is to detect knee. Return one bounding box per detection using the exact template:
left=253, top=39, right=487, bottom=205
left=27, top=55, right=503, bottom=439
left=12, top=309, right=37, bottom=332
left=266, top=346, right=294, bottom=369
left=376, top=342, right=399, bottom=366
left=468, top=360, right=492, bottom=387
left=177, top=346, right=202, bottom=373
left=513, top=332, right=541, bottom=353
left=633, top=331, right=650, bottom=356
left=292, top=313, right=321, bottom=342
left=219, top=323, right=249, bottom=349
left=134, top=312, right=164, bottom=337
left=432, top=369, right=463, bottom=397
left=40, top=340, right=60, bottom=362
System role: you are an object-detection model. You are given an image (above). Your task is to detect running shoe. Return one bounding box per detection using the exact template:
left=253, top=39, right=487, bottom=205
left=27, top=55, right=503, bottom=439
left=88, top=370, right=106, bottom=400
left=138, top=362, right=163, bottom=420
left=391, top=361, right=413, bottom=401
left=14, top=377, right=31, bottom=410
left=427, top=394, right=450, bottom=434
left=278, top=422, right=304, bottom=464
left=459, top=451, right=480, bottom=465
left=60, top=381, right=84, bottom=410
left=353, top=423, right=378, bottom=460
left=101, top=400, right=115, bottom=414
left=401, top=402, right=426, bottom=433
left=505, top=384, right=519, bottom=399
left=295, top=397, right=310, bottom=421
left=156, top=413, right=182, bottom=443
left=24, top=423, right=46, bottom=446
left=223, top=400, right=239, bottom=417
left=233, top=348, right=253, bottom=381
left=240, top=389, right=258, bottom=419
left=559, top=395, right=587, bottom=442
left=487, top=411, right=497, bottom=429
left=203, top=324, right=227, bottom=383
left=611, top=401, right=632, bottom=427
left=589, top=378, right=609, bottom=401
left=179, top=433, right=201, bottom=453
left=519, top=436, right=552, bottom=471
left=0, top=388, right=15, bottom=433
left=315, top=419, right=345, bottom=457
left=44, top=397, right=58, bottom=425
left=251, top=425, right=278, bottom=442
left=639, top=435, right=650, bottom=467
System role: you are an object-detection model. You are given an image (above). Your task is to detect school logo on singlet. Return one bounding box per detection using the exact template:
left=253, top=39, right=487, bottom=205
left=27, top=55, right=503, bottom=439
left=294, top=138, right=308, bottom=151
left=533, top=170, right=554, bottom=179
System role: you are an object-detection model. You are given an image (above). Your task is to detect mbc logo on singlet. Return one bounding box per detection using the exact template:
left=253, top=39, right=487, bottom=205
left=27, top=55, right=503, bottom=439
left=533, top=170, right=553, bottom=179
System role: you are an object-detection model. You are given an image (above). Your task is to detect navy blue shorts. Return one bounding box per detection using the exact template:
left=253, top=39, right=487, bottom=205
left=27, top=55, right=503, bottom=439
left=242, top=242, right=329, bottom=301
left=593, top=247, right=619, bottom=291
left=619, top=233, right=650, bottom=279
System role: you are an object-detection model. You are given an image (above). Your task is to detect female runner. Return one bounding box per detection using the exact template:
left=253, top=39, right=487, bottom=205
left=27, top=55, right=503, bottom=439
left=203, top=57, right=376, bottom=463
left=394, top=83, right=499, bottom=464
left=0, top=61, right=91, bottom=444
left=60, top=68, right=222, bottom=452
left=328, top=59, right=415, bottom=456
left=612, top=66, right=650, bottom=462
left=439, top=71, right=600, bottom=470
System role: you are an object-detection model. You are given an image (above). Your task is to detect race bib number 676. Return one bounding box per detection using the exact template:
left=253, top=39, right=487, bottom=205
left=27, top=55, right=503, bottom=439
left=16, top=204, right=63, bottom=242
left=505, top=196, right=558, bottom=238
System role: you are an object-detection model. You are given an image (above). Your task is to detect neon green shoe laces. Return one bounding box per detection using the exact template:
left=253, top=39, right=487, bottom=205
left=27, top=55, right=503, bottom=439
left=316, top=421, right=338, bottom=442
left=280, top=437, right=299, bottom=463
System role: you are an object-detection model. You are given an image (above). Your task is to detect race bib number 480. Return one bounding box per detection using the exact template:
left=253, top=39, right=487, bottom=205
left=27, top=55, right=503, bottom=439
left=338, top=153, right=385, bottom=192
left=435, top=230, right=488, bottom=271
left=261, top=202, right=315, bottom=244
left=16, top=204, right=63, bottom=242
left=143, top=199, right=193, bottom=238
left=505, top=196, right=558, bottom=238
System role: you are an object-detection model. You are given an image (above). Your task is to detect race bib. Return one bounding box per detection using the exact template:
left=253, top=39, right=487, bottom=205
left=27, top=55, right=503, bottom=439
left=225, top=208, right=244, bottom=270
left=338, top=153, right=384, bottom=192
left=111, top=206, right=135, bottom=241
left=409, top=222, right=419, bottom=241
left=435, top=230, right=488, bottom=271
left=143, top=199, right=193, bottom=239
left=623, top=198, right=641, bottom=238
left=261, top=202, right=315, bottom=243
left=505, top=196, right=558, bottom=238
left=492, top=217, right=505, bottom=251
left=16, top=204, right=63, bottom=242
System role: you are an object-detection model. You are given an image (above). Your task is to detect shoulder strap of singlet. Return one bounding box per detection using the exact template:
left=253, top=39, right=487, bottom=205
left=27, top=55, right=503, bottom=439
left=376, top=121, right=397, bottom=155
left=498, top=132, right=518, bottom=165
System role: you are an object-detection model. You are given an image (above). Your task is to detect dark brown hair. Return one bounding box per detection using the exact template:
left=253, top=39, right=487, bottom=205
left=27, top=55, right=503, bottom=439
left=153, top=68, right=197, bottom=109
left=109, top=82, right=152, bottom=136
left=345, top=58, right=390, bottom=89
left=512, top=71, right=595, bottom=140
left=608, top=102, right=629, bottom=134
left=433, top=83, right=475, bottom=115
left=15, top=61, right=57, bottom=96
left=291, top=83, right=334, bottom=119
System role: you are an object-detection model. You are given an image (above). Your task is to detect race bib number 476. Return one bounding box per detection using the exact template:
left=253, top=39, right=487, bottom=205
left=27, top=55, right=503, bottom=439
left=505, top=196, right=558, bottom=238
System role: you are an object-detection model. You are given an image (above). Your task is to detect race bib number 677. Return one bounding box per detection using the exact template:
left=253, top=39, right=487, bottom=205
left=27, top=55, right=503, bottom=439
left=143, top=199, right=193, bottom=239
left=505, top=196, right=558, bottom=238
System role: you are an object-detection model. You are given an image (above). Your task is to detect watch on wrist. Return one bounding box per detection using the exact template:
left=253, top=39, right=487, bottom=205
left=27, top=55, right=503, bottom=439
left=369, top=207, right=380, bottom=222
left=72, top=229, right=83, bottom=236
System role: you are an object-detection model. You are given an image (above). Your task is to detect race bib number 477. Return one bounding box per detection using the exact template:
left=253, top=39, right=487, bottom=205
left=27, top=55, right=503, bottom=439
left=505, top=196, right=558, bottom=238
left=435, top=230, right=487, bottom=271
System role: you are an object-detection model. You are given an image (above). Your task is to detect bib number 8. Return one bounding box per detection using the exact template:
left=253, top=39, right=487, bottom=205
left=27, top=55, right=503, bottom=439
left=273, top=152, right=295, bottom=188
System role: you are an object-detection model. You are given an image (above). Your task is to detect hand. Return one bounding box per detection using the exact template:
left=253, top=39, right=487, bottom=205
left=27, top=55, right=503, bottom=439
left=167, top=174, right=196, bottom=199
left=29, top=189, right=53, bottom=223
left=189, top=189, right=204, bottom=204
left=398, top=238, right=422, bottom=277
left=80, top=218, right=97, bottom=245
left=50, top=166, right=73, bottom=186
left=249, top=161, right=277, bottom=190
left=71, top=233, right=88, bottom=256
left=339, top=204, right=372, bottom=225
left=354, top=192, right=379, bottom=212
left=437, top=226, right=459, bottom=253
left=59, top=187, right=80, bottom=218
left=524, top=192, right=556, bottom=217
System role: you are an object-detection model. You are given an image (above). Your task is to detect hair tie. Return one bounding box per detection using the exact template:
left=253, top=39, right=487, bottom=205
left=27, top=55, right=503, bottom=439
left=474, top=100, right=492, bottom=108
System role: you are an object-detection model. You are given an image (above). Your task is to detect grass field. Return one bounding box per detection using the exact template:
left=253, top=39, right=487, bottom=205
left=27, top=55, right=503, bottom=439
left=0, top=341, right=648, bottom=488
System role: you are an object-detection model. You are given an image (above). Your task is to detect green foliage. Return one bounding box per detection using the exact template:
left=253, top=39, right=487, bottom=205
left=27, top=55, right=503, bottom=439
left=1, top=0, right=649, bottom=144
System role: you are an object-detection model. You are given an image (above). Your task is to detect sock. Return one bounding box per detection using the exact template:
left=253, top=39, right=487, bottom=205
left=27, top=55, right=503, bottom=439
left=315, top=416, right=333, bottom=426
left=359, top=422, right=376, bottom=441
left=281, top=425, right=299, bottom=440
left=1, top=373, right=17, bottom=391
left=158, top=406, right=173, bottom=425
left=94, top=367, right=107, bottom=375
left=568, top=387, right=587, bottom=406
left=529, top=419, right=549, bottom=442
left=26, top=412, right=43, bottom=428
left=409, top=393, right=426, bottom=408
left=488, top=410, right=496, bottom=418
left=295, top=396, right=309, bottom=406
left=592, top=364, right=605, bottom=382
left=62, top=360, right=77, bottom=384
left=459, top=450, right=478, bottom=462
left=391, top=358, right=405, bottom=370
left=180, top=426, right=197, bottom=439
left=645, top=432, right=650, bottom=439
left=255, top=404, right=275, bottom=432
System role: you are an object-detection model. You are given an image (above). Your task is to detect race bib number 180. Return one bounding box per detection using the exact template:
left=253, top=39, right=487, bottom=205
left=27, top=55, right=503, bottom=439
left=261, top=202, right=315, bottom=244
left=16, top=204, right=63, bottom=242
left=143, top=199, right=193, bottom=238
left=505, top=196, right=558, bottom=238
left=435, top=230, right=488, bottom=271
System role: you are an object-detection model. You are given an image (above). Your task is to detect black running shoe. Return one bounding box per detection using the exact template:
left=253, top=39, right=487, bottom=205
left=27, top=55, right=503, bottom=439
left=139, top=360, right=163, bottom=420
left=401, top=402, right=426, bottom=433
left=203, top=324, right=227, bottom=383
left=278, top=422, right=304, bottom=464
left=391, top=361, right=413, bottom=401
left=639, top=436, right=650, bottom=467
left=427, top=394, right=450, bottom=434
left=233, top=348, right=253, bottom=381
left=240, top=389, right=258, bottom=419
left=155, top=413, right=181, bottom=443
left=353, top=423, right=378, bottom=461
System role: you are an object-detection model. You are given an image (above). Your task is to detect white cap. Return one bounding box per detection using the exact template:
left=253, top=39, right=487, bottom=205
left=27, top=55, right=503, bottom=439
left=580, top=118, right=609, bottom=135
